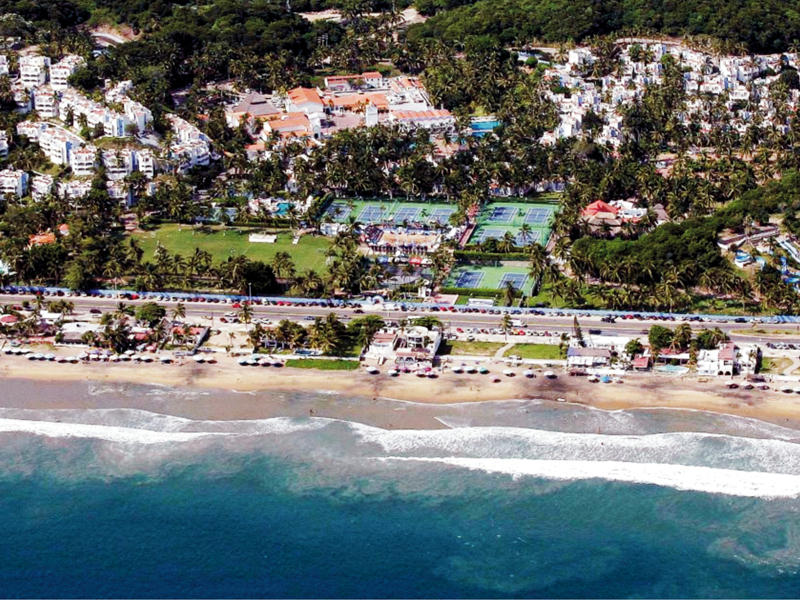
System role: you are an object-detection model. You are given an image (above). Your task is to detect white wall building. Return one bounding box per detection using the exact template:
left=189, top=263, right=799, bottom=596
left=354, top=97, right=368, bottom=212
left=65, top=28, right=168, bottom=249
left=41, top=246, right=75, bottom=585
left=69, top=145, right=97, bottom=176
left=0, top=131, right=7, bottom=158
left=0, top=168, right=28, bottom=198
left=33, top=85, right=58, bottom=118
left=50, top=55, right=85, bottom=91
left=31, top=174, right=55, bottom=201
left=0, top=55, right=8, bottom=77
left=19, top=54, right=50, bottom=89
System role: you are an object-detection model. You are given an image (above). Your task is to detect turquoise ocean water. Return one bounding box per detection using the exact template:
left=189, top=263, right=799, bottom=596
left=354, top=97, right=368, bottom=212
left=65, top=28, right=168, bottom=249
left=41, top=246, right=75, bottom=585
left=2, top=386, right=800, bottom=598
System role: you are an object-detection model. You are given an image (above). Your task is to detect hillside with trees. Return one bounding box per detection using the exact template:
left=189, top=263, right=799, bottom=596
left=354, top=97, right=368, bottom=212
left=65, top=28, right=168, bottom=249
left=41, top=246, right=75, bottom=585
left=409, top=0, right=800, bottom=53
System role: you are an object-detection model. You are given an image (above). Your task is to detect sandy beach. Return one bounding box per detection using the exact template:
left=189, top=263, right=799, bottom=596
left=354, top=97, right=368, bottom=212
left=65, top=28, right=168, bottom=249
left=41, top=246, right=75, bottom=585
left=2, top=351, right=800, bottom=431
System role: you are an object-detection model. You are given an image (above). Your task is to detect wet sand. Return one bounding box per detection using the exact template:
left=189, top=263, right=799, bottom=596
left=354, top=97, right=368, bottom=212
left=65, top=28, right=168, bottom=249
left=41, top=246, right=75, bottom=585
left=1, top=352, right=800, bottom=431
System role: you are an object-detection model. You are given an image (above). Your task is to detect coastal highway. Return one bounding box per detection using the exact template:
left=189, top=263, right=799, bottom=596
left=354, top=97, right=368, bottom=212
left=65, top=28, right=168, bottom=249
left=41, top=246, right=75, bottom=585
left=5, top=293, right=800, bottom=343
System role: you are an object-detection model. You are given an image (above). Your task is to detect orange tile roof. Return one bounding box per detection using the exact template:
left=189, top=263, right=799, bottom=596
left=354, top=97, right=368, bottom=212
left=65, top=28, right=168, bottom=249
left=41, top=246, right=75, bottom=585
left=267, top=115, right=311, bottom=132
left=29, top=232, right=56, bottom=246
left=330, top=93, right=389, bottom=110
left=582, top=200, right=619, bottom=217
left=391, top=109, right=452, bottom=120
left=288, top=87, right=322, bottom=106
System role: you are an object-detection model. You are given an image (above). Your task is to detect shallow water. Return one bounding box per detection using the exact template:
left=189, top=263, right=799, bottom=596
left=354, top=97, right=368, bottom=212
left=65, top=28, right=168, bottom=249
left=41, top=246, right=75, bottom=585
left=1, top=384, right=800, bottom=597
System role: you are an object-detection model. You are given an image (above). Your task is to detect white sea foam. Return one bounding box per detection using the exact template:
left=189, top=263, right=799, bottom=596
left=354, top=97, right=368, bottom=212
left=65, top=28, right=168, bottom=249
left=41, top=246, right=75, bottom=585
left=0, top=417, right=220, bottom=444
left=380, top=457, right=800, bottom=499
left=0, top=409, right=332, bottom=442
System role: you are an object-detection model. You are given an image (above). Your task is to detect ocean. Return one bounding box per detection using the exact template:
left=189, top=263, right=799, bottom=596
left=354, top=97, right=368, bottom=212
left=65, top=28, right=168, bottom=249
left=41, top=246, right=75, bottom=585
left=1, top=383, right=800, bottom=598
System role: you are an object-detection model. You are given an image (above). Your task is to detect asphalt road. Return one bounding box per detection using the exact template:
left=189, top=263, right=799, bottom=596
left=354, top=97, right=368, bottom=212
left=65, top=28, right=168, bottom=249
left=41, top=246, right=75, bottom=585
left=7, top=293, right=800, bottom=343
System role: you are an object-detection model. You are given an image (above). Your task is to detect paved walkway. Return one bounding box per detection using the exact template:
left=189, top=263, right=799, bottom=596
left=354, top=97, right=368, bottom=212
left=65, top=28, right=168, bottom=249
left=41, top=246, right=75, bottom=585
left=495, top=342, right=515, bottom=359
left=783, top=356, right=800, bottom=376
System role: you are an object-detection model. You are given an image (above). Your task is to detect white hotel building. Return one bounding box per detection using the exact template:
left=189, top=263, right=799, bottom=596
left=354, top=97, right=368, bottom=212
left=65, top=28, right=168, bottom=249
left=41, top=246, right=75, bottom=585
left=0, top=169, right=29, bottom=198
left=19, top=55, right=50, bottom=89
left=50, top=55, right=85, bottom=91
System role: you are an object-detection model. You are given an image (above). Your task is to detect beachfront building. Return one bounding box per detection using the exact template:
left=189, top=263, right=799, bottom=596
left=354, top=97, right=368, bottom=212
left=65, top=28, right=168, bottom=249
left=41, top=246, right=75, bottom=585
left=0, top=55, right=8, bottom=77
left=0, top=168, right=28, bottom=198
left=286, top=87, right=325, bottom=115
left=396, top=325, right=442, bottom=367
left=0, top=131, right=7, bottom=159
left=363, top=330, right=399, bottom=362
left=566, top=347, right=612, bottom=369
left=697, top=342, right=758, bottom=376
left=324, top=72, right=387, bottom=92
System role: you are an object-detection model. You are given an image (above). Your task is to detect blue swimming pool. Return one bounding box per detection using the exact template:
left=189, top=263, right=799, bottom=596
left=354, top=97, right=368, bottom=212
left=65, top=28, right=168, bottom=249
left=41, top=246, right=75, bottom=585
left=275, top=202, right=291, bottom=216
left=655, top=364, right=690, bottom=374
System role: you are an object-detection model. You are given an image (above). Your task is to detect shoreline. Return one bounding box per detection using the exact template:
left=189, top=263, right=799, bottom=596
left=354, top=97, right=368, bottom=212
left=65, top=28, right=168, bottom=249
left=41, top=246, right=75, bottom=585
left=3, top=354, right=800, bottom=431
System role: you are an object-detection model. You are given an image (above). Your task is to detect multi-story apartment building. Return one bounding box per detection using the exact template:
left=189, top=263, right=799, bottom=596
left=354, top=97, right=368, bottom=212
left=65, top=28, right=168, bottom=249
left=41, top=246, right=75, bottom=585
left=0, top=55, right=8, bottom=77
left=69, top=145, right=97, bottom=176
left=0, top=169, right=29, bottom=198
left=31, top=174, right=55, bottom=201
left=19, top=55, right=50, bottom=89
left=49, top=55, right=85, bottom=91
left=0, top=131, right=8, bottom=158
left=33, top=85, right=58, bottom=118
left=39, top=125, right=83, bottom=165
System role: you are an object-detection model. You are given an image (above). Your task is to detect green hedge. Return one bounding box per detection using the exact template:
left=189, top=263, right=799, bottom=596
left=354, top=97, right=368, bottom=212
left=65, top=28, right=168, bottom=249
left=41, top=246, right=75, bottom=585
left=440, top=287, right=521, bottom=297
left=455, top=250, right=531, bottom=261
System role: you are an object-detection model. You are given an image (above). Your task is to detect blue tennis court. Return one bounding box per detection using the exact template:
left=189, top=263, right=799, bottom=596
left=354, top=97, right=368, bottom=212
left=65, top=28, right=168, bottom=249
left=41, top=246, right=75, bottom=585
left=515, top=230, right=543, bottom=246
left=430, top=207, right=456, bottom=224
left=358, top=205, right=386, bottom=223
left=500, top=272, right=528, bottom=290
left=473, top=227, right=508, bottom=243
left=327, top=202, right=351, bottom=221
left=488, top=206, right=517, bottom=223
left=394, top=206, right=421, bottom=223
left=524, top=207, right=552, bottom=225
left=455, top=270, right=484, bottom=288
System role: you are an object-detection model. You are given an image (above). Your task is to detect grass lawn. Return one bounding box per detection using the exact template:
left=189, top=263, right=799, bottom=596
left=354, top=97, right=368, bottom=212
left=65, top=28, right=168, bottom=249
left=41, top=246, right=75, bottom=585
left=439, top=340, right=504, bottom=356
left=133, top=224, right=332, bottom=272
left=504, top=343, right=562, bottom=360
left=285, top=359, right=360, bottom=370
left=760, top=357, right=792, bottom=374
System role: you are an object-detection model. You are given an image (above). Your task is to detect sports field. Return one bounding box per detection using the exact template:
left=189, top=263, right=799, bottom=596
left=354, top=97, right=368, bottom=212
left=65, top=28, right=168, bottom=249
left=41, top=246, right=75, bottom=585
left=469, top=202, right=556, bottom=247
left=446, top=265, right=532, bottom=291
left=133, top=225, right=332, bottom=272
left=325, top=200, right=457, bottom=226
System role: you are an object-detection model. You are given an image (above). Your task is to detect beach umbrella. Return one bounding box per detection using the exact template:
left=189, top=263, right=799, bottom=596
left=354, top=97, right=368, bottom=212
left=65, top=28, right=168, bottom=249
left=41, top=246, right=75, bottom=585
left=69, top=356, right=79, bottom=363
left=781, top=386, right=793, bottom=393
left=56, top=356, right=67, bottom=363
left=238, top=358, right=249, bottom=366
left=544, top=371, right=556, bottom=379
left=261, top=361, right=271, bottom=367
left=124, top=350, right=135, bottom=356
left=45, top=354, right=55, bottom=361
left=206, top=357, right=217, bottom=364
left=388, top=369, right=399, bottom=377
left=479, top=366, right=489, bottom=374
left=503, top=369, right=514, bottom=377
left=78, top=352, right=88, bottom=360
left=3, top=348, right=12, bottom=355
left=141, top=356, right=154, bottom=363
left=159, top=356, right=172, bottom=363
left=110, top=355, right=121, bottom=362
left=192, top=355, right=205, bottom=363
left=523, top=369, right=534, bottom=378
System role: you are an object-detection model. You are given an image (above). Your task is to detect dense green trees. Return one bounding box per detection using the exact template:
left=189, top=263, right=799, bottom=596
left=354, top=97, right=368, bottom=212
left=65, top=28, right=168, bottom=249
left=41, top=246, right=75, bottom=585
left=409, top=0, right=800, bottom=53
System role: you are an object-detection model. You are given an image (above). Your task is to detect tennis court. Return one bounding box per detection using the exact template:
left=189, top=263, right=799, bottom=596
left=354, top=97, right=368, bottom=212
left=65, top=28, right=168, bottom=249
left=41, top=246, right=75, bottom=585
left=447, top=266, right=532, bottom=290
left=488, top=206, right=518, bottom=223
left=326, top=202, right=351, bottom=222
left=394, top=206, right=421, bottom=223
left=468, top=201, right=557, bottom=248
left=358, top=205, right=387, bottom=223
left=430, top=207, right=456, bottom=224
left=523, top=206, right=554, bottom=225
left=500, top=272, right=529, bottom=290
left=454, top=270, right=484, bottom=289
left=472, top=227, right=509, bottom=243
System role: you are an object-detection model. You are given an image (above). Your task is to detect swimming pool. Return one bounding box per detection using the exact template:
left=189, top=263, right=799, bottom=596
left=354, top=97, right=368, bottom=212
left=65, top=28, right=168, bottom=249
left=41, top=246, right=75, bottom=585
left=655, top=365, right=690, bottom=374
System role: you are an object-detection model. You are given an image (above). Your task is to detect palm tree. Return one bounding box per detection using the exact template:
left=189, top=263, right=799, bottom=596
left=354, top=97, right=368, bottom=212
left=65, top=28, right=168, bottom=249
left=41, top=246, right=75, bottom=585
left=502, top=281, right=517, bottom=307
left=172, top=302, right=186, bottom=322
left=271, top=251, right=296, bottom=279
left=239, top=303, right=253, bottom=330
left=500, top=314, right=512, bottom=341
